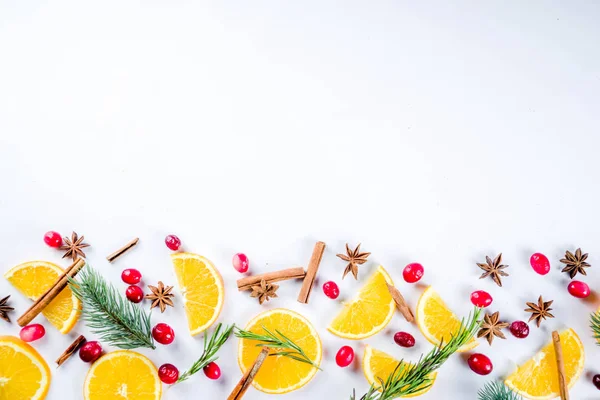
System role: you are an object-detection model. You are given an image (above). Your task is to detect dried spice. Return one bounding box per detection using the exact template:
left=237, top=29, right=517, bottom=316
left=250, top=279, right=278, bottom=304
left=477, top=311, right=509, bottom=345
left=560, top=248, right=590, bottom=279
left=60, top=231, right=90, bottom=260
left=337, top=243, right=371, bottom=280
left=477, top=253, right=509, bottom=287
left=145, top=281, right=175, bottom=313
left=525, top=295, right=554, bottom=327
left=0, top=295, right=14, bottom=322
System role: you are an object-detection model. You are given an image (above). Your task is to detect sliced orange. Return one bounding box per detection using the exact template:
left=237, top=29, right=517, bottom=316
left=238, top=309, right=322, bottom=394
left=84, top=350, right=161, bottom=400
left=363, top=345, right=436, bottom=398
left=327, top=266, right=395, bottom=339
left=0, top=335, right=51, bottom=400
left=171, top=253, right=224, bottom=336
left=5, top=260, right=80, bottom=334
left=415, top=286, right=477, bottom=352
left=504, top=328, right=584, bottom=399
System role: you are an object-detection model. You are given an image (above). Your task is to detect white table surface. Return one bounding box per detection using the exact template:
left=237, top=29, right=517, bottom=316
left=1, top=1, right=600, bottom=399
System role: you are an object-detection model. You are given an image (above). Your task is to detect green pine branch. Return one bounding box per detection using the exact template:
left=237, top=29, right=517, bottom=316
left=478, top=381, right=522, bottom=400
left=591, top=310, right=600, bottom=343
left=69, top=266, right=155, bottom=349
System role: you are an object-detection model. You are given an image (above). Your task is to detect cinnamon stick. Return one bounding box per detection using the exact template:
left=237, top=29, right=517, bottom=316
left=227, top=347, right=269, bottom=400
left=297, top=241, right=326, bottom=304
left=552, top=331, right=569, bottom=400
left=106, top=237, right=139, bottom=263
left=386, top=284, right=415, bottom=322
left=56, top=335, right=86, bottom=367
left=18, top=258, right=86, bottom=327
left=237, top=267, right=306, bottom=291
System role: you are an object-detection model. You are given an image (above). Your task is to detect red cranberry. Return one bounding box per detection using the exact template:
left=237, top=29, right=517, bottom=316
left=568, top=281, right=590, bottom=298
left=165, top=235, right=181, bottom=251
left=152, top=323, right=175, bottom=345
left=121, top=269, right=142, bottom=285
left=467, top=353, right=493, bottom=375
left=403, top=263, right=424, bottom=283
left=394, top=332, right=415, bottom=348
left=79, top=341, right=103, bottom=363
left=323, top=281, right=340, bottom=299
left=19, top=324, right=45, bottom=342
left=530, top=253, right=550, bottom=275
left=509, top=321, right=530, bottom=338
left=470, top=290, right=493, bottom=308
left=232, top=253, right=249, bottom=273
left=593, top=374, right=600, bottom=390
left=335, top=346, right=354, bottom=367
left=158, top=363, right=180, bottom=384
left=125, top=285, right=144, bottom=303
left=43, top=231, right=63, bottom=248
left=203, top=362, right=221, bottom=380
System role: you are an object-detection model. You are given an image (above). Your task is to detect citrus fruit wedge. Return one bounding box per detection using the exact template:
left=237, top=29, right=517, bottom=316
left=5, top=260, right=80, bottom=334
left=238, top=308, right=322, bottom=394
left=84, top=350, right=161, bottom=400
left=171, top=253, right=224, bottom=336
left=363, top=345, right=437, bottom=398
left=504, top=328, right=584, bottom=399
left=416, top=286, right=477, bottom=352
left=327, top=266, right=395, bottom=339
left=0, top=336, right=51, bottom=400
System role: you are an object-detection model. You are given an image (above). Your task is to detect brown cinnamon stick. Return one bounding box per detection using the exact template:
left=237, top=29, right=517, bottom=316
left=237, top=267, right=306, bottom=291
left=227, top=347, right=269, bottom=400
left=18, top=258, right=86, bottom=327
left=552, top=331, right=569, bottom=400
left=106, top=237, right=139, bottom=262
left=386, top=284, right=414, bottom=322
left=297, top=241, right=326, bottom=304
left=56, top=335, right=86, bottom=367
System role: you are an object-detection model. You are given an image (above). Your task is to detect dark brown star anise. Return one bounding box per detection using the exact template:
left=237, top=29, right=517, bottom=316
left=60, top=231, right=90, bottom=261
left=477, top=253, right=509, bottom=287
left=250, top=279, right=279, bottom=305
left=477, top=311, right=509, bottom=345
left=145, top=281, right=175, bottom=313
left=560, top=248, right=590, bottom=279
left=337, top=243, right=371, bottom=280
left=0, top=295, right=14, bottom=323
left=525, top=295, right=554, bottom=327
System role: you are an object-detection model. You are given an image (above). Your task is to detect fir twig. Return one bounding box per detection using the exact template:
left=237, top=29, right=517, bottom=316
left=591, top=310, right=600, bottom=343
left=68, top=266, right=155, bottom=349
left=478, top=381, right=522, bottom=400
left=350, top=307, right=483, bottom=400
left=235, top=325, right=321, bottom=370
left=176, top=323, right=234, bottom=384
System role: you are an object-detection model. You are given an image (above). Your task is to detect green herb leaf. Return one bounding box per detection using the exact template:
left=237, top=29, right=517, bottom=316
left=478, top=381, right=522, bottom=400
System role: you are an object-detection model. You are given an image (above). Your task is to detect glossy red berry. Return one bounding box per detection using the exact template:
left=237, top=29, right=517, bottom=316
left=323, top=281, right=340, bottom=299
left=19, top=324, right=45, bottom=342
left=158, top=363, right=180, bottom=384
left=79, top=341, right=103, bottom=363
left=530, top=253, right=550, bottom=275
left=335, top=346, right=355, bottom=367
left=232, top=253, right=249, bottom=273
left=121, top=269, right=142, bottom=284
left=203, top=362, right=221, bottom=380
left=467, top=353, right=493, bottom=375
left=153, top=323, right=175, bottom=345
left=593, top=374, right=600, bottom=390
left=394, top=332, right=415, bottom=348
left=165, top=235, right=181, bottom=251
left=568, top=281, right=590, bottom=298
left=125, top=285, right=144, bottom=303
left=403, top=263, right=424, bottom=283
left=43, top=231, right=62, bottom=248
left=509, top=321, right=530, bottom=338
left=470, top=290, right=493, bottom=308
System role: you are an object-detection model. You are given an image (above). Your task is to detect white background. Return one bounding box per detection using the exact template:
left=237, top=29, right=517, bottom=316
left=1, top=1, right=600, bottom=399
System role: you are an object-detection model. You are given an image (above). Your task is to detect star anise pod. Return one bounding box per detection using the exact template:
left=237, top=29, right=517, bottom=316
left=250, top=279, right=278, bottom=305
left=560, top=248, right=590, bottom=279
left=337, top=243, right=371, bottom=280
left=525, top=295, right=554, bottom=327
left=145, top=281, right=175, bottom=313
left=60, top=232, right=90, bottom=261
left=477, top=311, right=509, bottom=345
left=477, top=253, right=509, bottom=287
left=0, top=295, right=14, bottom=323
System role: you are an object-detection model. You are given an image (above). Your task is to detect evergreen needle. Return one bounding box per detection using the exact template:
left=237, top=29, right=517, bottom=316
left=478, top=381, right=522, bottom=400
left=69, top=266, right=155, bottom=350
left=590, top=310, right=600, bottom=343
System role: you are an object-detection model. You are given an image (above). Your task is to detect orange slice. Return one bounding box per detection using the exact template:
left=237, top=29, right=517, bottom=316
left=0, top=335, right=51, bottom=400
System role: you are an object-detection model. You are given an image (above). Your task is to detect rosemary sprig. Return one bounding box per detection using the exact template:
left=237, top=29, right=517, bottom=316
left=176, top=323, right=234, bottom=384
left=478, top=381, right=522, bottom=400
left=69, top=266, right=155, bottom=349
left=590, top=310, right=600, bottom=343
left=235, top=325, right=321, bottom=370
left=351, top=307, right=483, bottom=400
